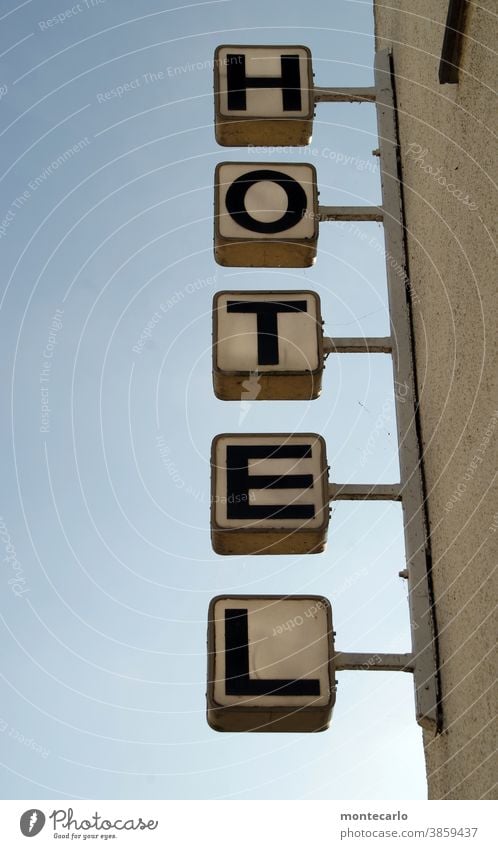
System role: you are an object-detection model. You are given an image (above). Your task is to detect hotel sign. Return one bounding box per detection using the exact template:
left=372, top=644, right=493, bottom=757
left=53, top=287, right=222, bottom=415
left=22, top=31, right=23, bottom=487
left=207, top=595, right=335, bottom=732
left=211, top=433, right=330, bottom=555
left=214, top=45, right=314, bottom=146
left=214, top=162, right=318, bottom=267
left=213, top=290, right=324, bottom=400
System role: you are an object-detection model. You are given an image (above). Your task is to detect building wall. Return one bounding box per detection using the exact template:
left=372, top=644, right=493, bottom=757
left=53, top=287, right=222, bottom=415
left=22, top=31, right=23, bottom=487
left=374, top=1, right=497, bottom=800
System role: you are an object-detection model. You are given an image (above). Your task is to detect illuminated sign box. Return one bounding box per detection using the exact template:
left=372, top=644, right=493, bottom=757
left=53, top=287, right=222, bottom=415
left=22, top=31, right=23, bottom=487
left=214, top=45, right=314, bottom=146
left=214, top=162, right=318, bottom=267
left=207, top=595, right=335, bottom=732
left=211, top=433, right=329, bottom=555
left=212, top=290, right=324, bottom=400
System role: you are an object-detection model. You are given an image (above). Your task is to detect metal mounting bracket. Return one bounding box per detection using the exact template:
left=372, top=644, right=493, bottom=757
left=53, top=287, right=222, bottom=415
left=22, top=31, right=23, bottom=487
left=373, top=50, right=441, bottom=733
left=319, top=52, right=441, bottom=734
left=313, top=86, right=377, bottom=103
left=328, top=483, right=402, bottom=502
left=323, top=337, right=393, bottom=355
left=318, top=205, right=383, bottom=222
left=334, top=652, right=415, bottom=672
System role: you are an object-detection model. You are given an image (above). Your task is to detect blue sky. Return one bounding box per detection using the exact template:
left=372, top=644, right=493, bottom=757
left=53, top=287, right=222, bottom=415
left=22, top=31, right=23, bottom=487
left=0, top=0, right=426, bottom=799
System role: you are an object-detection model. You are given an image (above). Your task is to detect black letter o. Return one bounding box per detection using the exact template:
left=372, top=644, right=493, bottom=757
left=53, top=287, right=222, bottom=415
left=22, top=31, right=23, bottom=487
left=225, top=169, right=308, bottom=234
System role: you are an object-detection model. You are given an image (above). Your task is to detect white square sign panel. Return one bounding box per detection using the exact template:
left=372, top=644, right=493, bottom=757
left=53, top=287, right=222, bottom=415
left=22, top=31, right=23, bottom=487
left=214, top=45, right=314, bottom=146
left=214, top=162, right=318, bottom=267
left=211, top=433, right=330, bottom=555
left=213, top=290, right=324, bottom=400
left=207, top=595, right=335, bottom=732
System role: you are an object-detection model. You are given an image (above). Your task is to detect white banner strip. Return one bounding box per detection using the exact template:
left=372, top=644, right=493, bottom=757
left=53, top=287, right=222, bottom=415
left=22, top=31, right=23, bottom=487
left=1, top=799, right=494, bottom=847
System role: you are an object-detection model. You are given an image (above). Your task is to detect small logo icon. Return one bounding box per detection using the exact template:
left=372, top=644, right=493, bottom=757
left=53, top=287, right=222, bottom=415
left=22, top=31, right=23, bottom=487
left=20, top=810, right=45, bottom=837
left=238, top=370, right=262, bottom=424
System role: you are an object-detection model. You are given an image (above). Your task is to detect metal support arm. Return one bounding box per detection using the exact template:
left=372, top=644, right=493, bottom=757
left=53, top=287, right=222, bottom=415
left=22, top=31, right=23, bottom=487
left=375, top=50, right=441, bottom=733
left=323, top=336, right=392, bottom=354
left=334, top=652, right=415, bottom=672
left=314, top=86, right=376, bottom=103
left=328, top=483, right=402, bottom=502
left=318, top=205, right=383, bottom=222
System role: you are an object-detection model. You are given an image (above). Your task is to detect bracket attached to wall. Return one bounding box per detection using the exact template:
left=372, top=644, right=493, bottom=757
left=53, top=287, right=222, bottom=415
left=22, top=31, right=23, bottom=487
left=323, top=51, right=441, bottom=734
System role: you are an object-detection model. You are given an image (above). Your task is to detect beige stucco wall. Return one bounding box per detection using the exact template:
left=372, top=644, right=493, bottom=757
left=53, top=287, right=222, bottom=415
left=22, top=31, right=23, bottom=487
left=374, top=1, right=497, bottom=799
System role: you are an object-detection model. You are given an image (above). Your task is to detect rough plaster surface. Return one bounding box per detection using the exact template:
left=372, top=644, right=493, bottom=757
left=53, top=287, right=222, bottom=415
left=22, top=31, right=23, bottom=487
left=374, top=1, right=497, bottom=800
